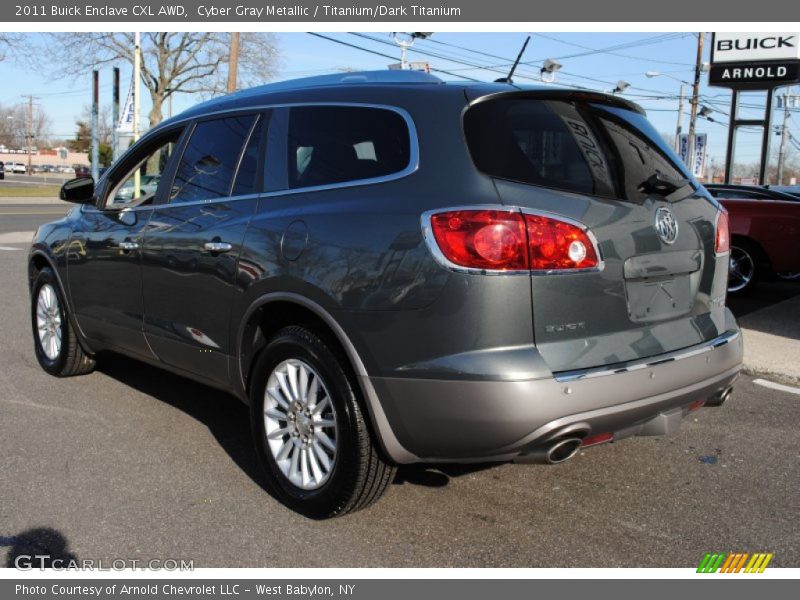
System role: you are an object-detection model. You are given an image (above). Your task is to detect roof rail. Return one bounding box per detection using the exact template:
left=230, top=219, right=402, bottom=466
left=231, top=70, right=443, bottom=98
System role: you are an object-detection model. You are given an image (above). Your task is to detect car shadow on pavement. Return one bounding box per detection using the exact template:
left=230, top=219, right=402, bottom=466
left=97, top=355, right=501, bottom=497
left=95, top=356, right=278, bottom=500
left=3, top=527, right=76, bottom=569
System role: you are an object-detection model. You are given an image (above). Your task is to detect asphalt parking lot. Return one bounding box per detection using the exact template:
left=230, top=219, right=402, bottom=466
left=1, top=205, right=798, bottom=567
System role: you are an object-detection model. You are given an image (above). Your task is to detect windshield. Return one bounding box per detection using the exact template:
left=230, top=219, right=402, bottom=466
left=464, top=96, right=696, bottom=202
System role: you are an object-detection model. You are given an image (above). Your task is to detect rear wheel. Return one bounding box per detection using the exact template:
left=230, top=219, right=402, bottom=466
left=727, top=241, right=759, bottom=295
left=31, top=267, right=95, bottom=376
left=250, top=326, right=396, bottom=518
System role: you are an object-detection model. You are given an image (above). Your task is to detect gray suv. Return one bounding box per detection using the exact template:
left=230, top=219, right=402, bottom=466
left=29, top=71, right=742, bottom=518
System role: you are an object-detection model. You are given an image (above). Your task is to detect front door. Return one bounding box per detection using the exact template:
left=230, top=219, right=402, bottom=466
left=141, top=113, right=267, bottom=385
left=67, top=129, right=183, bottom=358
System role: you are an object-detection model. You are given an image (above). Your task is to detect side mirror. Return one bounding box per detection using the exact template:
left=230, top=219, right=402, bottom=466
left=60, top=177, right=96, bottom=204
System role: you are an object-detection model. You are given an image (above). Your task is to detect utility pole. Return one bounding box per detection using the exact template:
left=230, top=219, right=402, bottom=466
left=776, top=91, right=793, bottom=185
left=687, top=32, right=705, bottom=176
left=112, top=67, right=119, bottom=163
left=91, top=70, right=99, bottom=181
left=227, top=32, right=240, bottom=93
left=21, top=94, right=38, bottom=176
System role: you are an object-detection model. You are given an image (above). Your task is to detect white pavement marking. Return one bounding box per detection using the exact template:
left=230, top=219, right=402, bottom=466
left=0, top=231, right=34, bottom=244
left=0, top=246, right=22, bottom=251
left=753, top=378, right=800, bottom=396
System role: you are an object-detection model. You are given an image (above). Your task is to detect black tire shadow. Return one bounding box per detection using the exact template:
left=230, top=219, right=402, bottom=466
left=3, top=527, right=76, bottom=569
left=394, top=463, right=500, bottom=488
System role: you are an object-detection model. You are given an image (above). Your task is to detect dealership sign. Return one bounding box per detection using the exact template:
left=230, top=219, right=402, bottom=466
left=709, top=32, right=800, bottom=89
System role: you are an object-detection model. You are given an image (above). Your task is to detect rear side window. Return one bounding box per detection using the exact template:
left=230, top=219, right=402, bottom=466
left=464, top=97, right=692, bottom=202
left=287, top=106, right=410, bottom=189
left=171, top=115, right=256, bottom=203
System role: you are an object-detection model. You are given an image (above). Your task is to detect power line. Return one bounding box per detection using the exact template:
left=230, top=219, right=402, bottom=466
left=307, top=33, right=481, bottom=82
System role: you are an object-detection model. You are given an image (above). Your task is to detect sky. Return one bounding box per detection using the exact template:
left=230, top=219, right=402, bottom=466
left=0, top=31, right=797, bottom=170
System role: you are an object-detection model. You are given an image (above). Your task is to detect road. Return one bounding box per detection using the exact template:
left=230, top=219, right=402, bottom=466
left=1, top=206, right=799, bottom=568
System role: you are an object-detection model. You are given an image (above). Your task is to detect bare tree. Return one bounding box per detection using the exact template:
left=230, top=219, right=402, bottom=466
left=46, top=33, right=280, bottom=129
left=81, top=104, right=113, bottom=145
left=0, top=33, right=21, bottom=61
left=0, top=102, right=52, bottom=149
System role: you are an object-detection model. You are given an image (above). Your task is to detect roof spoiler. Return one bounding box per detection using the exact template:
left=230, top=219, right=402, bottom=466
left=466, top=88, right=646, bottom=115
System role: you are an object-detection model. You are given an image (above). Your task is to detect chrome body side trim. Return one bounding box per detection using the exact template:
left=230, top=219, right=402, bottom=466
left=554, top=330, right=740, bottom=383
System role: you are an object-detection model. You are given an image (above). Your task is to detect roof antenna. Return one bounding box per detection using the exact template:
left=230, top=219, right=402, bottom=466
left=495, top=35, right=531, bottom=84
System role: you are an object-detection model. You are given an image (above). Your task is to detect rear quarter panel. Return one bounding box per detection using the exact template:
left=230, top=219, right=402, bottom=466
left=721, top=198, right=800, bottom=272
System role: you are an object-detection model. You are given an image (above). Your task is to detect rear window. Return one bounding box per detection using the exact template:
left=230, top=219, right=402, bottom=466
left=287, top=106, right=411, bottom=189
left=464, top=97, right=693, bottom=202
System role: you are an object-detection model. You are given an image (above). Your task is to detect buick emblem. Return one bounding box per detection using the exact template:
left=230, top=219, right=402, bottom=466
left=654, top=207, right=679, bottom=245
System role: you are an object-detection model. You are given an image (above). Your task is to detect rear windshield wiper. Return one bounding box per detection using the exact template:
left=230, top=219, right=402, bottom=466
left=638, top=172, right=694, bottom=201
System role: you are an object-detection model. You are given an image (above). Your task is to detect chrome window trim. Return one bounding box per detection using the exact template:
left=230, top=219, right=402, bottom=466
left=554, top=330, right=740, bottom=383
left=87, top=102, right=419, bottom=213
left=420, top=205, right=605, bottom=276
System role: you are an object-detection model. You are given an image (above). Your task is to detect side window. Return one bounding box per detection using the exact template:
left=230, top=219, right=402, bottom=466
left=106, top=132, right=181, bottom=209
left=231, top=118, right=264, bottom=196
left=287, top=106, right=411, bottom=189
left=170, top=116, right=255, bottom=203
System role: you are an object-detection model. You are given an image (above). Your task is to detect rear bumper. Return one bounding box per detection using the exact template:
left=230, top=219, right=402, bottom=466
left=369, top=329, right=743, bottom=463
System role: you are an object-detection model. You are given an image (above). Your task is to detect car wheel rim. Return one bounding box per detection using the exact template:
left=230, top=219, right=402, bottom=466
left=776, top=271, right=800, bottom=281
left=728, top=246, right=755, bottom=293
left=264, top=359, right=338, bottom=491
left=36, top=283, right=62, bottom=360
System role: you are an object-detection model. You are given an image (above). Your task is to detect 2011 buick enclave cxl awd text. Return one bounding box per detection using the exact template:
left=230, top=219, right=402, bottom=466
left=28, top=71, right=742, bottom=518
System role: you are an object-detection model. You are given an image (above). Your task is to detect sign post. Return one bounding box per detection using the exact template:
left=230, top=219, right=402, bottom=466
left=709, top=32, right=800, bottom=184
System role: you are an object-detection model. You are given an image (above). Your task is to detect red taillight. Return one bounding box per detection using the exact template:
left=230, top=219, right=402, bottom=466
left=525, top=214, right=599, bottom=271
left=715, top=208, right=730, bottom=255
left=428, top=209, right=599, bottom=272
left=429, top=210, right=528, bottom=270
left=581, top=432, right=614, bottom=447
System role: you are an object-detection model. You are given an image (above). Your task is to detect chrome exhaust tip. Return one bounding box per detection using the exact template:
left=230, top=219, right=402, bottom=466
left=515, top=437, right=583, bottom=465
left=706, top=386, right=733, bottom=407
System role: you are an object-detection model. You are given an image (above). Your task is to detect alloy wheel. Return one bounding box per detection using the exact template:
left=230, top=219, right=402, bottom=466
left=728, top=246, right=755, bottom=293
left=36, top=283, right=62, bottom=360
left=263, top=359, right=338, bottom=490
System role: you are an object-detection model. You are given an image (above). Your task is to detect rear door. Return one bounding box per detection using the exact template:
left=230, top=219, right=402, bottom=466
left=141, top=112, right=267, bottom=385
left=464, top=93, right=729, bottom=373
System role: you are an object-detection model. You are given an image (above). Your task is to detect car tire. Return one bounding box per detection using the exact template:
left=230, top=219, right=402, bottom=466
left=250, top=325, right=396, bottom=518
left=31, top=267, right=95, bottom=377
left=727, top=240, right=760, bottom=295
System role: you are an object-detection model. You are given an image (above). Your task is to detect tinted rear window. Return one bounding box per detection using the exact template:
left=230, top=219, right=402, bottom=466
left=287, top=106, right=410, bottom=189
left=464, top=97, right=692, bottom=202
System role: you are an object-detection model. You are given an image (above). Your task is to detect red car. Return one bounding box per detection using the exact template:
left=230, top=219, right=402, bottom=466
left=718, top=197, right=800, bottom=293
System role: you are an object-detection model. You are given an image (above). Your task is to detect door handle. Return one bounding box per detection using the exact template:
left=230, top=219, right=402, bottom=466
left=118, top=241, right=140, bottom=251
left=204, top=241, right=233, bottom=253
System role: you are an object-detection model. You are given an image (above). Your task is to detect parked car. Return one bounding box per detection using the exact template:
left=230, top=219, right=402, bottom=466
left=764, top=184, right=800, bottom=199
left=29, top=71, right=742, bottom=517
left=717, top=197, right=800, bottom=291
left=706, top=183, right=799, bottom=202
left=0, top=161, right=4, bottom=180
left=8, top=161, right=27, bottom=174
left=74, top=165, right=91, bottom=178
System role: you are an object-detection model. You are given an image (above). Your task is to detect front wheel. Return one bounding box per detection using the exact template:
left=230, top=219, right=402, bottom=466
left=727, top=242, right=759, bottom=295
left=250, top=326, right=396, bottom=518
left=31, top=267, right=95, bottom=376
